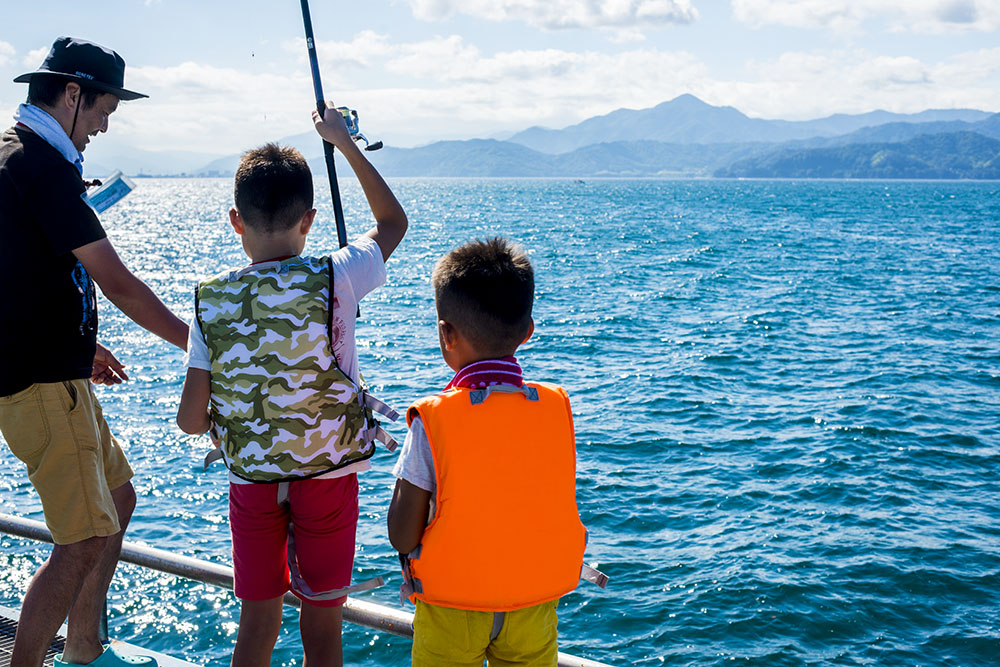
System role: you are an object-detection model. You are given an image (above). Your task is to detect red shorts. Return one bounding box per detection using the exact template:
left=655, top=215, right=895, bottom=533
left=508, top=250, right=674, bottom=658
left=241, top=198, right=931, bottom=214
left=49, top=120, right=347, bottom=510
left=229, top=474, right=358, bottom=607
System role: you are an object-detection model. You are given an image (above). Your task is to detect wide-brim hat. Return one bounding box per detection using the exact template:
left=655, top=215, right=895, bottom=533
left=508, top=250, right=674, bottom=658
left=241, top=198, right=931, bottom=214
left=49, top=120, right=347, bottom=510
left=14, top=36, right=147, bottom=101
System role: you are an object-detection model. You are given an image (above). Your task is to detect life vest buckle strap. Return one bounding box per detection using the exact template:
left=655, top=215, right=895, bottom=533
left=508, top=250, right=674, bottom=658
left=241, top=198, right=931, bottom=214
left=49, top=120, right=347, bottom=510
left=581, top=563, right=609, bottom=589
left=363, top=392, right=400, bottom=422
left=285, top=500, right=385, bottom=601
left=372, top=424, right=398, bottom=452
left=398, top=582, right=412, bottom=606
left=490, top=612, right=506, bottom=641
left=469, top=384, right=539, bottom=406
left=361, top=391, right=399, bottom=451
left=398, top=554, right=423, bottom=606
left=203, top=446, right=224, bottom=470
left=276, top=481, right=290, bottom=507
left=295, top=576, right=386, bottom=601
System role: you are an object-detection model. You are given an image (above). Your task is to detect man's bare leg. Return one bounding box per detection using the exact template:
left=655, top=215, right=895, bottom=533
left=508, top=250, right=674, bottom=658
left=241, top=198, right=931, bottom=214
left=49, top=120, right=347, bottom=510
left=10, top=536, right=107, bottom=667
left=61, top=482, right=137, bottom=663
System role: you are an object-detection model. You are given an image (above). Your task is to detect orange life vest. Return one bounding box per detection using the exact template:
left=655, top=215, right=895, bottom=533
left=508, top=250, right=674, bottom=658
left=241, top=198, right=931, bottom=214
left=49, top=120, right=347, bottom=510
left=405, top=381, right=587, bottom=612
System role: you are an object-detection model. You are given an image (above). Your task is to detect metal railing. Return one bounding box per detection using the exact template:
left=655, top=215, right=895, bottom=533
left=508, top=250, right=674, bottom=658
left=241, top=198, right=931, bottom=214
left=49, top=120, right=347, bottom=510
left=0, top=513, right=611, bottom=667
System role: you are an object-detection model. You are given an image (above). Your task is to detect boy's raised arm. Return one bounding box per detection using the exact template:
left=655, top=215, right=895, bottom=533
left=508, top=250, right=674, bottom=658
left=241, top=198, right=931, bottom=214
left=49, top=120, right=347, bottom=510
left=312, top=105, right=408, bottom=262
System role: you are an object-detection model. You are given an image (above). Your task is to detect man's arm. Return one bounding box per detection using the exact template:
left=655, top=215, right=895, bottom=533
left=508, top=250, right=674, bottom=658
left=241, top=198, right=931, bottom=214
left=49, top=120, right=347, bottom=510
left=312, top=106, right=408, bottom=262
left=177, top=367, right=212, bottom=434
left=387, top=478, right=432, bottom=554
left=73, top=238, right=188, bottom=349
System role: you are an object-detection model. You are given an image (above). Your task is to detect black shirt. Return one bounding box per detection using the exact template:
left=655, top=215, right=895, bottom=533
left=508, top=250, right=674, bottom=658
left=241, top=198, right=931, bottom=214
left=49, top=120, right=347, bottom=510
left=0, top=125, right=107, bottom=396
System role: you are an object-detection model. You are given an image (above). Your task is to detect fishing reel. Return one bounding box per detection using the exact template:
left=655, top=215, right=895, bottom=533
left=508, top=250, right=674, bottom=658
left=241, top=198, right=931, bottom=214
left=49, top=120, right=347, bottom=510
left=336, top=106, right=382, bottom=151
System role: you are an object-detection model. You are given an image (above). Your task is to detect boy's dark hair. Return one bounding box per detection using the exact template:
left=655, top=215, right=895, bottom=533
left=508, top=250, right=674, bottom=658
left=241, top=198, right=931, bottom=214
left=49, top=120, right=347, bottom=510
left=27, top=75, right=103, bottom=109
left=433, top=237, right=534, bottom=356
left=234, top=143, right=314, bottom=233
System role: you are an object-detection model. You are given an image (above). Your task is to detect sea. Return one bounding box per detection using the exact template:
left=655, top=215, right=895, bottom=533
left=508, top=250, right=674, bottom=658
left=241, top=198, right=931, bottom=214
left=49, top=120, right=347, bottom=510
left=1, top=178, right=999, bottom=667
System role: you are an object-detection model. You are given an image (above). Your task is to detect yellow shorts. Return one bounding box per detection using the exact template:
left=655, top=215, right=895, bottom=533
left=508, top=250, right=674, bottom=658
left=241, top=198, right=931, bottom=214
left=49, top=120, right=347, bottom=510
left=412, top=599, right=559, bottom=667
left=0, top=379, right=134, bottom=544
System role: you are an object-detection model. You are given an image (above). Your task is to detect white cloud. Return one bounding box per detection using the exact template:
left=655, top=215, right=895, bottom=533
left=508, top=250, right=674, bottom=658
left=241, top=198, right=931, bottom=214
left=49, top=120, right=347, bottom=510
left=376, top=36, right=709, bottom=126
left=608, top=27, right=652, bottom=43
left=107, top=62, right=316, bottom=153
left=285, top=31, right=396, bottom=68
left=0, top=104, right=15, bottom=124
left=0, top=42, right=14, bottom=67
left=128, top=35, right=712, bottom=150
left=930, top=46, right=1000, bottom=92
left=353, top=40, right=998, bottom=145
left=385, top=36, right=486, bottom=80
left=714, top=47, right=1000, bottom=120
left=81, top=32, right=1000, bottom=154
left=406, top=0, right=698, bottom=30
left=22, top=47, right=48, bottom=69
left=731, top=0, right=1000, bottom=34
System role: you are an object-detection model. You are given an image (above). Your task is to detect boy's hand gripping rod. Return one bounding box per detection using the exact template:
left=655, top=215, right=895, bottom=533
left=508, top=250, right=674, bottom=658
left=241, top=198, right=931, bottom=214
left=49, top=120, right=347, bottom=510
left=299, top=0, right=348, bottom=250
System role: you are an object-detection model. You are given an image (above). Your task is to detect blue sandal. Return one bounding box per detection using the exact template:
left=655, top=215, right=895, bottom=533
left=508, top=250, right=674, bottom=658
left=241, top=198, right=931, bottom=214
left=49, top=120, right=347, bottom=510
left=55, top=645, right=158, bottom=667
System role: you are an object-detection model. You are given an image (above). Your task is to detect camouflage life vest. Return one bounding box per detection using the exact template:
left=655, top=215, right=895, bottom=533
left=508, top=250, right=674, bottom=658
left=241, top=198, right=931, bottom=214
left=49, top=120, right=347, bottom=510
left=196, top=255, right=397, bottom=483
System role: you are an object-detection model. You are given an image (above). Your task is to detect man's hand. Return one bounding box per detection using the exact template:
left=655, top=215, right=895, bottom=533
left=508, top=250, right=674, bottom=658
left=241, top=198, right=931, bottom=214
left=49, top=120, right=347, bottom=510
left=91, top=342, right=129, bottom=385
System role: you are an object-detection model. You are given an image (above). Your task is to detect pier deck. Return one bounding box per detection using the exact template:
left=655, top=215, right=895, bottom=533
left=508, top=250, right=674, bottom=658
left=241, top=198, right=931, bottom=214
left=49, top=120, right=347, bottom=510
left=0, top=605, right=198, bottom=667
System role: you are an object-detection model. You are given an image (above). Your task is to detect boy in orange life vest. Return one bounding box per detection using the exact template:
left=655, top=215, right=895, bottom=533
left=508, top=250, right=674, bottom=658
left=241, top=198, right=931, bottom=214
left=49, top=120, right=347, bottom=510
left=387, top=237, right=588, bottom=667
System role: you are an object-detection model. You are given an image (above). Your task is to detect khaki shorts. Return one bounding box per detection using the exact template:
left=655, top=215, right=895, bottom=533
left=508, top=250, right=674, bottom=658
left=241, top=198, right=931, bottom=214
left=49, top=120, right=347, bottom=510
left=0, top=379, right=134, bottom=544
left=412, top=599, right=559, bottom=667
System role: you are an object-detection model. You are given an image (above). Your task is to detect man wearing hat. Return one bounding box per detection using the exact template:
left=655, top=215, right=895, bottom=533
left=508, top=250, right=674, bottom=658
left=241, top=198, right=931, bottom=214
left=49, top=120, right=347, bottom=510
left=0, top=37, right=187, bottom=667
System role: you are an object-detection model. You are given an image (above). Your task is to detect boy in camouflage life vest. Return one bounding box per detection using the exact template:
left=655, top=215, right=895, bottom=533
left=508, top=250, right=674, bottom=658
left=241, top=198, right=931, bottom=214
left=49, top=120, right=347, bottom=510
left=176, top=103, right=407, bottom=667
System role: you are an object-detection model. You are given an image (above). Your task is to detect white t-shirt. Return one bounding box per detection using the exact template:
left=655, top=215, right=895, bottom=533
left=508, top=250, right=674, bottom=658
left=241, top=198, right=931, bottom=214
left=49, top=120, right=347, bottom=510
left=185, top=236, right=387, bottom=483
left=392, top=416, right=436, bottom=493
left=392, top=415, right=438, bottom=526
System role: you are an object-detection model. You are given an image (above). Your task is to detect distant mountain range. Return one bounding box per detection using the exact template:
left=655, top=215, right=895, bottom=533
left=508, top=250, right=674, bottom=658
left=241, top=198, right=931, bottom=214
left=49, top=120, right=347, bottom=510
left=84, top=94, right=1000, bottom=180
left=506, top=94, right=993, bottom=153
left=717, top=132, right=1000, bottom=179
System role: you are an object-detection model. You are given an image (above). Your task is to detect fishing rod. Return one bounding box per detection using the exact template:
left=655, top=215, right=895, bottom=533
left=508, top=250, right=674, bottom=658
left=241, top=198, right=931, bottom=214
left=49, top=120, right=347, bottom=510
left=299, top=0, right=348, bottom=249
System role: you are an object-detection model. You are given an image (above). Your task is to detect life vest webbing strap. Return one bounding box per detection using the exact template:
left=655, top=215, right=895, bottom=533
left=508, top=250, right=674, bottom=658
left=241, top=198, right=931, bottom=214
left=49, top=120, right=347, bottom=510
left=278, top=482, right=386, bottom=601
left=362, top=391, right=399, bottom=451
left=581, top=563, right=609, bottom=589
left=363, top=392, right=400, bottom=422
left=469, top=384, right=539, bottom=406
left=490, top=612, right=506, bottom=641
left=276, top=481, right=290, bottom=506
left=398, top=554, right=423, bottom=605
left=203, top=446, right=223, bottom=469
left=371, top=424, right=398, bottom=452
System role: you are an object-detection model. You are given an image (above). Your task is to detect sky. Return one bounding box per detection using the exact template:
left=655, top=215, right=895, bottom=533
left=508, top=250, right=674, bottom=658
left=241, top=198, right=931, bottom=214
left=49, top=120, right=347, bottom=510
left=2, top=0, right=999, bottom=156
